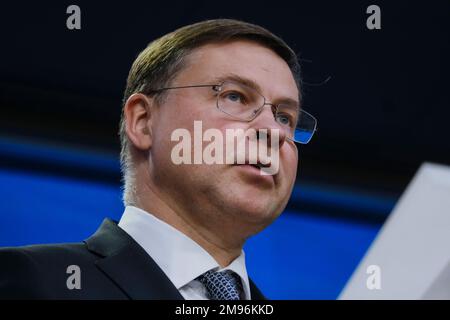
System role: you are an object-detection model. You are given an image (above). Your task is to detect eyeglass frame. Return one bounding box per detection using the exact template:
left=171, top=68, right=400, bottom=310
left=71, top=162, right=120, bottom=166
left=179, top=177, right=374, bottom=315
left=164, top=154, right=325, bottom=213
left=141, top=80, right=318, bottom=144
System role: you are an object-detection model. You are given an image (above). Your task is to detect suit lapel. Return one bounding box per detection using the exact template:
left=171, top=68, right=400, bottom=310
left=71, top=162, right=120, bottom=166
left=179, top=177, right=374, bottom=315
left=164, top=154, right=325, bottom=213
left=85, top=218, right=267, bottom=300
left=249, top=278, right=267, bottom=300
left=84, top=218, right=184, bottom=300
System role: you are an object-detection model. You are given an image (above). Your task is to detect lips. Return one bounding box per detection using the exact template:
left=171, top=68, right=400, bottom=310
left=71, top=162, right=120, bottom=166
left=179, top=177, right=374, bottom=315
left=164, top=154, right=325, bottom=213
left=243, top=159, right=271, bottom=170
left=232, top=158, right=278, bottom=186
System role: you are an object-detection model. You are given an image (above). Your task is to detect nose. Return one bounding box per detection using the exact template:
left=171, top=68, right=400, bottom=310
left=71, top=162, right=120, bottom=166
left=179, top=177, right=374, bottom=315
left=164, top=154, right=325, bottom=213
left=251, top=104, right=287, bottom=149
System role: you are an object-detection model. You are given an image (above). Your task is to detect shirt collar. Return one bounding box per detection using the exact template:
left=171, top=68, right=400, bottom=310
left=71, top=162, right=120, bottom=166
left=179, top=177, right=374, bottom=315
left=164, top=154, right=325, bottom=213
left=118, top=206, right=251, bottom=299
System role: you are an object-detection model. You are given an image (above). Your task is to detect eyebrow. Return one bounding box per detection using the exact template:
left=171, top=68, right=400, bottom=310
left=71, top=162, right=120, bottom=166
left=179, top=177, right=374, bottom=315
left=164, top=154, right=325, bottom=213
left=210, top=73, right=301, bottom=107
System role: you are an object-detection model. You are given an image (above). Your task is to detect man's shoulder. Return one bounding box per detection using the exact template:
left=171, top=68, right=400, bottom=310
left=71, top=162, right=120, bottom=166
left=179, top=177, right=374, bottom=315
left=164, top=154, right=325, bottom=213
left=0, top=241, right=94, bottom=263
left=0, top=241, right=102, bottom=299
left=1, top=241, right=85, bottom=252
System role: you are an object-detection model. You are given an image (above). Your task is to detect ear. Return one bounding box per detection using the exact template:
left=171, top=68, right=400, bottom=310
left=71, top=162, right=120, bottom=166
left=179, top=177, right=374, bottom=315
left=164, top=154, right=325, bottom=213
left=123, top=93, right=154, bottom=151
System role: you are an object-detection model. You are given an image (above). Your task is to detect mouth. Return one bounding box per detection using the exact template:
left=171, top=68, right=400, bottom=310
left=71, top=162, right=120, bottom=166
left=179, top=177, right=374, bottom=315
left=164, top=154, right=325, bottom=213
left=233, top=160, right=277, bottom=186
left=248, top=160, right=271, bottom=170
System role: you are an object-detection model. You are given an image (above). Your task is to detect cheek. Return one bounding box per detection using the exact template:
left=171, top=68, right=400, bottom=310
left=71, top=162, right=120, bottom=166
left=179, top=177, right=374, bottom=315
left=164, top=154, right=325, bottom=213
left=282, top=144, right=298, bottom=183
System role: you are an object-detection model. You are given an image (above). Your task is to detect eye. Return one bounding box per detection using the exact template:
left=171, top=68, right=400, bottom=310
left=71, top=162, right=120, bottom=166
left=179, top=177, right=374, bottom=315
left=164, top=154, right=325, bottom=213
left=223, top=91, right=246, bottom=104
left=276, top=113, right=293, bottom=127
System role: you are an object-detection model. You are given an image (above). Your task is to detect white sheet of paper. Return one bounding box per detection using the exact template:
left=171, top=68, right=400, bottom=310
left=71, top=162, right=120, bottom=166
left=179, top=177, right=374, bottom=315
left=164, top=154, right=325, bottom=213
left=339, top=162, right=450, bottom=299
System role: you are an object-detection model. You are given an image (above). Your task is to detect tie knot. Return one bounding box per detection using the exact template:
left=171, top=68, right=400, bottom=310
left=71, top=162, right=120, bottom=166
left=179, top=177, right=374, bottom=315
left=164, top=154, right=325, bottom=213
left=198, top=270, right=243, bottom=300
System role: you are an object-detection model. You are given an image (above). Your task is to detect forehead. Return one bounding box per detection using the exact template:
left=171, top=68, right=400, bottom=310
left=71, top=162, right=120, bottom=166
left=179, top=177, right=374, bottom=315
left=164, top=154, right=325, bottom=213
left=175, top=40, right=300, bottom=102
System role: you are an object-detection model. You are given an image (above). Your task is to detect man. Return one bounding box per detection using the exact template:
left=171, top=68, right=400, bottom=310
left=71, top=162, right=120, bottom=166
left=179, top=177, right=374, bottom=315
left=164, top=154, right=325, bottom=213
left=0, top=19, right=317, bottom=299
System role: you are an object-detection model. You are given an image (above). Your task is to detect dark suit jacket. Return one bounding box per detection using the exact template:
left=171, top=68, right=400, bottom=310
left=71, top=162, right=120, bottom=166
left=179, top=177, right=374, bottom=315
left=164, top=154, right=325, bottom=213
left=0, top=218, right=266, bottom=300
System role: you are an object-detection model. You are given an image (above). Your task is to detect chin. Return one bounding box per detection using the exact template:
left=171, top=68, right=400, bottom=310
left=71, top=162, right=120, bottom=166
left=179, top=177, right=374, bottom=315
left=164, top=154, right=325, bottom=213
left=227, top=194, right=281, bottom=225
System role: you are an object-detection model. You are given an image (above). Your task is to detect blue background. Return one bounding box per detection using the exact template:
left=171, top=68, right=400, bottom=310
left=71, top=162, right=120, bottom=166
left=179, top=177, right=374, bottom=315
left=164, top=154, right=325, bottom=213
left=0, top=140, right=394, bottom=299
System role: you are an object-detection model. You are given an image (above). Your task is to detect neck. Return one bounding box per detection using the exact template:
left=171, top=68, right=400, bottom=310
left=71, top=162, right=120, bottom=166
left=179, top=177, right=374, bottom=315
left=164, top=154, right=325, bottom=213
left=133, top=171, right=245, bottom=268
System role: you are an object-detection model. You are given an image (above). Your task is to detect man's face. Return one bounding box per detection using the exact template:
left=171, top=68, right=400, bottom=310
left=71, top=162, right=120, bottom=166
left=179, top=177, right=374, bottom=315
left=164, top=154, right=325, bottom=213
left=148, top=40, right=299, bottom=231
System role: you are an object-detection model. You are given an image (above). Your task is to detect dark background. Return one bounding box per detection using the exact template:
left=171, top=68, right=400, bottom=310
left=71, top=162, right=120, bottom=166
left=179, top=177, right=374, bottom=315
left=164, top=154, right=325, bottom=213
left=0, top=0, right=449, bottom=299
left=1, top=0, right=449, bottom=198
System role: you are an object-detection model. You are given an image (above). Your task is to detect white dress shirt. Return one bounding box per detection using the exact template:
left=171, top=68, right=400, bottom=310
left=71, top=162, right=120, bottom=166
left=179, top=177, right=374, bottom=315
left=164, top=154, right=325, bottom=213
left=118, top=205, right=251, bottom=300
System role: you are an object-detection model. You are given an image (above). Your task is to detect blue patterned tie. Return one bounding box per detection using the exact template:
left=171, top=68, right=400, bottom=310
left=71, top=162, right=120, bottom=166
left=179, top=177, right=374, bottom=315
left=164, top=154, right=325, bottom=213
left=198, top=270, right=243, bottom=300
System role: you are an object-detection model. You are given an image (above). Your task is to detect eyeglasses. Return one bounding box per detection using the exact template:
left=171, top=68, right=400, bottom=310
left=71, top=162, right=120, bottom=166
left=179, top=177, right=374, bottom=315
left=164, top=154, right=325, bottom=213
left=145, top=80, right=318, bottom=144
